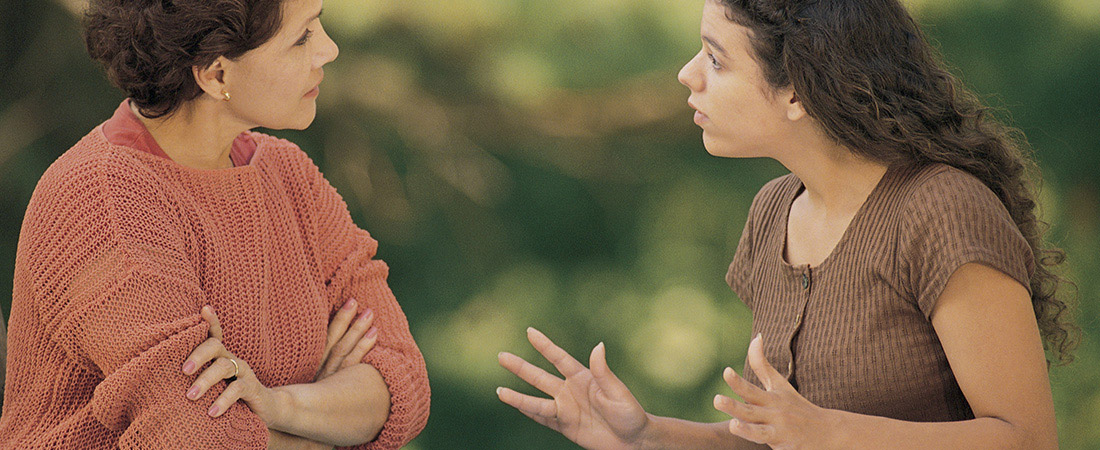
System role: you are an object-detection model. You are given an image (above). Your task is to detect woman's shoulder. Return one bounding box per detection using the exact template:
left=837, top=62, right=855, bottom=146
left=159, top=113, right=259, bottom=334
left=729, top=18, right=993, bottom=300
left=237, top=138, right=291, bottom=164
left=247, top=131, right=325, bottom=178
left=37, top=127, right=160, bottom=199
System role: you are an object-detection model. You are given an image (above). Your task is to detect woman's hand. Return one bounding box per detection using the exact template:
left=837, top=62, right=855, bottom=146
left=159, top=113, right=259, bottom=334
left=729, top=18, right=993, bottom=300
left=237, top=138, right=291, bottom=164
left=497, top=327, right=650, bottom=450
left=182, top=306, right=282, bottom=425
left=713, top=334, right=841, bottom=450
left=315, top=298, right=378, bottom=381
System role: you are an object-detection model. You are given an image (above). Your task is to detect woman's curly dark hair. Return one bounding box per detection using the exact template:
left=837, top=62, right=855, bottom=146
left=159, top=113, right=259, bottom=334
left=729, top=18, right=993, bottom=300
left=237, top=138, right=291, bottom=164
left=719, top=0, right=1078, bottom=365
left=84, top=0, right=287, bottom=118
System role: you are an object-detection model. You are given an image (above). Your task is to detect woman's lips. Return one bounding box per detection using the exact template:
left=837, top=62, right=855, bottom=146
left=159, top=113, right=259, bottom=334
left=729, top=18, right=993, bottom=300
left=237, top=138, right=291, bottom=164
left=305, top=86, right=320, bottom=97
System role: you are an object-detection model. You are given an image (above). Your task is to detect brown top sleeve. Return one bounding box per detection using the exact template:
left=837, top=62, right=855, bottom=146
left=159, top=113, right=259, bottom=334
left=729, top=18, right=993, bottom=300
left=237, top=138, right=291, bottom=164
left=727, top=176, right=793, bottom=309
left=899, top=167, right=1035, bottom=318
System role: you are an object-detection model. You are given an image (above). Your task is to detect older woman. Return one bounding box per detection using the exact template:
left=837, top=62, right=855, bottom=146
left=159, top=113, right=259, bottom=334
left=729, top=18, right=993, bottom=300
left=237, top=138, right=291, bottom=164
left=0, top=0, right=428, bottom=448
left=498, top=0, right=1074, bottom=449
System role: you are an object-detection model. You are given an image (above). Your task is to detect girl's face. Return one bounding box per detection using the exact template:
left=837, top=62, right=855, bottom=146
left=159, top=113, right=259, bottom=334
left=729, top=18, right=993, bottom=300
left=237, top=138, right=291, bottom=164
left=678, top=0, right=796, bottom=159
left=220, top=0, right=339, bottom=130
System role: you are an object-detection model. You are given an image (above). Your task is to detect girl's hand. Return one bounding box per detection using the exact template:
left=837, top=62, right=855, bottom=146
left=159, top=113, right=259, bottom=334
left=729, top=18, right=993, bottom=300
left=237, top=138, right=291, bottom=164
left=713, top=334, right=840, bottom=450
left=182, top=306, right=282, bottom=425
left=315, top=298, right=378, bottom=381
left=497, top=328, right=650, bottom=450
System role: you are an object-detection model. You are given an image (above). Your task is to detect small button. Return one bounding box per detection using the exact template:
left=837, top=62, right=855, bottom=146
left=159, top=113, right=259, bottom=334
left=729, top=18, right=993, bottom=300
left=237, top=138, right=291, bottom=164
left=787, top=360, right=794, bottom=374
left=795, top=312, right=803, bottom=322
left=800, top=273, right=809, bottom=289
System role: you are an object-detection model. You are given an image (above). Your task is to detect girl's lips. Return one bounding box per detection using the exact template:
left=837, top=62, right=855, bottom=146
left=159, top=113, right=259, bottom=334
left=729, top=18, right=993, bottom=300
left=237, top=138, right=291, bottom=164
left=305, top=86, right=320, bottom=97
left=694, top=110, right=708, bottom=125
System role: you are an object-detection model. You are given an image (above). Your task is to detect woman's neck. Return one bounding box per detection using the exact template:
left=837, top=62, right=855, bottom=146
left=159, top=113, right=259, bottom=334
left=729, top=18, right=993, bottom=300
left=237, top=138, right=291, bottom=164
left=129, top=99, right=250, bottom=170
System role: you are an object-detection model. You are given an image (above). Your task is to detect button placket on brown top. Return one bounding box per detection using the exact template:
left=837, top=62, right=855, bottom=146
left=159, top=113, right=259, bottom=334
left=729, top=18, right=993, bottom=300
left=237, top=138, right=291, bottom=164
left=787, top=268, right=812, bottom=378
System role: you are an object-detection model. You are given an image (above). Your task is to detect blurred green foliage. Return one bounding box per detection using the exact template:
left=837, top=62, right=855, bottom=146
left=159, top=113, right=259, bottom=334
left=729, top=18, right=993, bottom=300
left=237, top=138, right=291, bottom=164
left=1, top=0, right=1098, bottom=448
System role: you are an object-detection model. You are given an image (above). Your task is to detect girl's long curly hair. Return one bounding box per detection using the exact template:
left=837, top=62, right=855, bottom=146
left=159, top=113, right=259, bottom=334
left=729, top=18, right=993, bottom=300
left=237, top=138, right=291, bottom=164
left=719, top=0, right=1077, bottom=364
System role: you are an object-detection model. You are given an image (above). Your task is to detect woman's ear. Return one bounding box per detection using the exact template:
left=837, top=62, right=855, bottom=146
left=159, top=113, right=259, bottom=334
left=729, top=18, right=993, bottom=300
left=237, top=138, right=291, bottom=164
left=784, top=88, right=808, bottom=122
left=192, top=57, right=229, bottom=101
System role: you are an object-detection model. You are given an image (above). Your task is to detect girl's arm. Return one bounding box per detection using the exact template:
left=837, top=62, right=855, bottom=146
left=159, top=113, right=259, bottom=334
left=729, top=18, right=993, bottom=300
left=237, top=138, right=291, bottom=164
left=497, top=328, right=765, bottom=450
left=714, top=262, right=1057, bottom=450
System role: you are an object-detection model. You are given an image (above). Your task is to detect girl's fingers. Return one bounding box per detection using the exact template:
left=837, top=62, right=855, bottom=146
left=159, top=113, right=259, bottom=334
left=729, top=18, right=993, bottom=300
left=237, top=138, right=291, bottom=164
left=588, top=342, right=631, bottom=400
left=182, top=337, right=226, bottom=376
left=722, top=366, right=769, bottom=405
left=324, top=298, right=359, bottom=355
left=728, top=418, right=776, bottom=445
left=186, top=356, right=240, bottom=402
left=746, top=334, right=786, bottom=393
left=201, top=306, right=223, bottom=340
left=340, top=327, right=378, bottom=369
left=496, top=386, right=558, bottom=419
left=526, top=328, right=586, bottom=378
left=324, top=308, right=374, bottom=373
left=713, top=394, right=769, bottom=423
left=498, top=351, right=564, bottom=396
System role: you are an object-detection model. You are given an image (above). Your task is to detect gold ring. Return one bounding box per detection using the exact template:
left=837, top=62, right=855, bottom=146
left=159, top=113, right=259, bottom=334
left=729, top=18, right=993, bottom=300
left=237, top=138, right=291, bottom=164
left=228, top=358, right=240, bottom=379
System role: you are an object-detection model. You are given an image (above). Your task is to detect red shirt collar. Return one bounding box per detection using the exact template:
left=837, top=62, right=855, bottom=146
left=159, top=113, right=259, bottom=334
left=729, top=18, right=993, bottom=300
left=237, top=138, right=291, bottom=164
left=102, top=99, right=257, bottom=167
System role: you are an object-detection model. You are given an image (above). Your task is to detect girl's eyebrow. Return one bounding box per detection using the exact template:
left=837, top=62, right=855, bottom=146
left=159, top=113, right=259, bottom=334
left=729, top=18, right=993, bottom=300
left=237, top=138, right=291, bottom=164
left=703, top=35, right=728, bottom=57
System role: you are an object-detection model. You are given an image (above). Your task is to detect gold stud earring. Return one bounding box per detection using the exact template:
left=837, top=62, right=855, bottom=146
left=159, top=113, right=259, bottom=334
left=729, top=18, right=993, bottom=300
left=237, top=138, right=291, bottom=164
left=222, top=91, right=231, bottom=101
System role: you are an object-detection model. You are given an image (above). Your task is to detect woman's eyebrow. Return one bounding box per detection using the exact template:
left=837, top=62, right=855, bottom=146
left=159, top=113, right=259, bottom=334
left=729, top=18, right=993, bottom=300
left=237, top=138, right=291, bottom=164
left=703, top=35, right=728, bottom=57
left=298, top=8, right=323, bottom=31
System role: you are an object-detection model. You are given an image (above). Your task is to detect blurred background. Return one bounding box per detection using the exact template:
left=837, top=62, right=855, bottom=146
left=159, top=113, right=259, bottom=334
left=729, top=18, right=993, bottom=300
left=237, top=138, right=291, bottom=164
left=1, top=0, right=1098, bottom=448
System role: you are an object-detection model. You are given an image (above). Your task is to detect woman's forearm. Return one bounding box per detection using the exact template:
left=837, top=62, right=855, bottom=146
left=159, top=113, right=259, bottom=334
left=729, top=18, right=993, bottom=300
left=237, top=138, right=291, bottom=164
left=267, top=429, right=334, bottom=450
left=639, top=414, right=767, bottom=450
left=831, top=410, right=1053, bottom=450
left=269, top=364, right=391, bottom=446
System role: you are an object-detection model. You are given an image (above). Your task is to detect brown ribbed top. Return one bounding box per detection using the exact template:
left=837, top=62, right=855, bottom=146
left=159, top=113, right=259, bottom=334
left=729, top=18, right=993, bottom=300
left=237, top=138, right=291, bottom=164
left=726, top=163, right=1034, bottom=422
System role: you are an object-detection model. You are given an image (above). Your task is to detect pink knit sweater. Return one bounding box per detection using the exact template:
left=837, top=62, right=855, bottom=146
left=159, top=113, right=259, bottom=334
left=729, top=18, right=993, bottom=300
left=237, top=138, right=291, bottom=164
left=0, top=102, right=430, bottom=449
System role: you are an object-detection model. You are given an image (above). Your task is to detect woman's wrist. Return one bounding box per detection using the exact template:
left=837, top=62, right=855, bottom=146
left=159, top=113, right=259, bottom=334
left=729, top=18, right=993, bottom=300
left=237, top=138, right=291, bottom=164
left=264, top=386, right=296, bottom=431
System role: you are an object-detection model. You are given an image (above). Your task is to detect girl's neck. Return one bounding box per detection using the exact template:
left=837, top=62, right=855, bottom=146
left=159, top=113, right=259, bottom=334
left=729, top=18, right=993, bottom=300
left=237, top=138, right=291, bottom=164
left=130, top=100, right=250, bottom=170
left=778, top=138, right=889, bottom=218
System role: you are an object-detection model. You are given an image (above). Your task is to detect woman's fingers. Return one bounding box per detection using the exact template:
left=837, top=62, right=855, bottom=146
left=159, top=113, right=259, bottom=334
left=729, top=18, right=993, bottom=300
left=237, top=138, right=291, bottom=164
left=182, top=337, right=227, bottom=375
left=340, top=326, right=378, bottom=370
left=323, top=307, right=374, bottom=374
left=201, top=305, right=223, bottom=340
left=496, top=386, right=558, bottom=419
left=208, top=378, right=246, bottom=417
left=588, top=342, right=631, bottom=401
left=527, top=328, right=586, bottom=378
left=186, top=356, right=241, bottom=402
left=324, top=298, right=359, bottom=356
left=746, top=334, right=787, bottom=393
left=498, top=351, right=564, bottom=395
left=722, top=366, right=768, bottom=405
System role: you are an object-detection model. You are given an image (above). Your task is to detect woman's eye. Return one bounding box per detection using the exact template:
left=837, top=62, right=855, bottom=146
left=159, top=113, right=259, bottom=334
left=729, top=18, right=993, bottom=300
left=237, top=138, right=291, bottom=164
left=707, top=53, right=721, bottom=70
left=295, top=30, right=314, bottom=46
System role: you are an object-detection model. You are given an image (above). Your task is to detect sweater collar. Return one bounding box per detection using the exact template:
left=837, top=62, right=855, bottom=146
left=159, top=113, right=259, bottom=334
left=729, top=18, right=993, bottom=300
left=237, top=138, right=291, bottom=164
left=102, top=99, right=257, bottom=167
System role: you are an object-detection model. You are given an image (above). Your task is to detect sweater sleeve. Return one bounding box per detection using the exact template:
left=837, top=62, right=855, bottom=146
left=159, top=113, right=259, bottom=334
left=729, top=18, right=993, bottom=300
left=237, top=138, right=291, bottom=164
left=23, top=161, right=269, bottom=449
left=305, top=157, right=430, bottom=450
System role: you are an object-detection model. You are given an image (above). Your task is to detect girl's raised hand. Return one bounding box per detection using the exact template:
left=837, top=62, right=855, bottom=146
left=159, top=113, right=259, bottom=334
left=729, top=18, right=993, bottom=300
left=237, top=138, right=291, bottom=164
left=497, top=328, right=650, bottom=450
left=713, top=334, right=840, bottom=450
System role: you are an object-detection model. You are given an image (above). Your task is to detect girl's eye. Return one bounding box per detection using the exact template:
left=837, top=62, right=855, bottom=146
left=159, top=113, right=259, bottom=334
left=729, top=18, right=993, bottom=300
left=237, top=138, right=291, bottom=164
left=295, top=29, right=314, bottom=46
left=707, top=53, right=721, bottom=70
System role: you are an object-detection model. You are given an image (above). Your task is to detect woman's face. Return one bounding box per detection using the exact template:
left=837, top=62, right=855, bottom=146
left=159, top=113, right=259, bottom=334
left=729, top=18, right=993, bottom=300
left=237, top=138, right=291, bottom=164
left=678, top=0, right=795, bottom=159
left=220, top=0, right=339, bottom=130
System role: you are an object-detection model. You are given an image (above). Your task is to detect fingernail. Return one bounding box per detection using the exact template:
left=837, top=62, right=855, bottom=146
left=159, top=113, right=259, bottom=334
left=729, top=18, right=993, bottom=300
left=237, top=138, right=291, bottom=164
left=755, top=333, right=763, bottom=341
left=731, top=418, right=740, bottom=427
left=365, top=326, right=378, bottom=339
left=187, top=386, right=200, bottom=400
left=182, top=360, right=195, bottom=374
left=208, top=405, right=219, bottom=416
left=358, top=308, right=373, bottom=321
left=343, top=299, right=357, bottom=310
left=496, top=387, right=503, bottom=396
